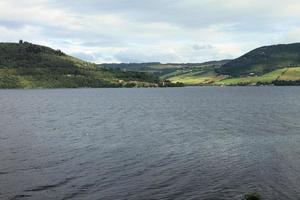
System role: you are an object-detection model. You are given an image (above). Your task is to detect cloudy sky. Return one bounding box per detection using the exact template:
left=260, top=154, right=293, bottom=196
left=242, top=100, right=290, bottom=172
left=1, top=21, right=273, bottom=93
left=1, top=0, right=300, bottom=63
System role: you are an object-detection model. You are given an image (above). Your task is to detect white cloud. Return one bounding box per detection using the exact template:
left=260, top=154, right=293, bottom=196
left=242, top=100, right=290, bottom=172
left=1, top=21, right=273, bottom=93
left=0, top=0, right=299, bottom=63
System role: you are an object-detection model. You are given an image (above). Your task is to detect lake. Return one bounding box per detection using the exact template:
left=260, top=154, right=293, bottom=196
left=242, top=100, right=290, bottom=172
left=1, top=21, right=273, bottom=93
left=1, top=87, right=300, bottom=200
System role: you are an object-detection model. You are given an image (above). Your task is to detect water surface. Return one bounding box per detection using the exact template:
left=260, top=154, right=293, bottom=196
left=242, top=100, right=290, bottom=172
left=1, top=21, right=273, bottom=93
left=1, top=87, right=300, bottom=200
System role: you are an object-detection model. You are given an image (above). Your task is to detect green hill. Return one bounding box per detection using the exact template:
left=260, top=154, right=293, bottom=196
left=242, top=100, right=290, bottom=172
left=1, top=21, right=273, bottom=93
left=218, top=43, right=300, bottom=76
left=99, top=60, right=230, bottom=77
left=166, top=43, right=300, bottom=86
left=0, top=42, right=173, bottom=88
left=3, top=41, right=300, bottom=87
left=161, top=60, right=230, bottom=84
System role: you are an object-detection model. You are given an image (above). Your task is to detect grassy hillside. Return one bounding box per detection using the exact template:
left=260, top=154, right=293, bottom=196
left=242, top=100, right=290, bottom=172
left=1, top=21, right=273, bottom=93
left=168, top=66, right=300, bottom=86
left=216, top=68, right=287, bottom=85
left=166, top=43, right=300, bottom=86
left=0, top=42, right=173, bottom=88
left=98, top=60, right=230, bottom=77
left=168, top=69, right=225, bottom=85
left=167, top=66, right=300, bottom=86
left=4, top=41, right=300, bottom=87
left=218, top=43, right=300, bottom=76
left=278, top=67, right=300, bottom=81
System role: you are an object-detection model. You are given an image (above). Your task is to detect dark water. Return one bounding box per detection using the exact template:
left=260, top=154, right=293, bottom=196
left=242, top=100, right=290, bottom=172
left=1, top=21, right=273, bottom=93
left=1, top=87, right=300, bottom=200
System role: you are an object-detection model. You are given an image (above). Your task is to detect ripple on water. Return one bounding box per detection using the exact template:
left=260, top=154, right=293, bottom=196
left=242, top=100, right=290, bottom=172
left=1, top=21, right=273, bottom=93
left=0, top=87, right=300, bottom=200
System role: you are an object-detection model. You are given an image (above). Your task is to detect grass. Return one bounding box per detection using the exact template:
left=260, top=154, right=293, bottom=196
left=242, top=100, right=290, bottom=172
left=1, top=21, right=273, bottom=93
left=0, top=42, right=171, bottom=88
left=216, top=68, right=287, bottom=85
left=169, top=71, right=225, bottom=85
left=168, top=66, right=300, bottom=86
left=218, top=43, right=300, bottom=76
left=278, top=67, right=300, bottom=81
left=0, top=67, right=164, bottom=88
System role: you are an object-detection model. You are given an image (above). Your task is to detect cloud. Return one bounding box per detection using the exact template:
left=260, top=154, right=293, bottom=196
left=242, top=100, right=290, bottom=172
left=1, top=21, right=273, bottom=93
left=0, top=0, right=299, bottom=63
left=114, top=50, right=179, bottom=63
left=192, top=44, right=213, bottom=51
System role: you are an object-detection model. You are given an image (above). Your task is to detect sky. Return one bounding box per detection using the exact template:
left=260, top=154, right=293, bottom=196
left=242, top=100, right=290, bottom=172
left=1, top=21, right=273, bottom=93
left=0, top=0, right=300, bottom=63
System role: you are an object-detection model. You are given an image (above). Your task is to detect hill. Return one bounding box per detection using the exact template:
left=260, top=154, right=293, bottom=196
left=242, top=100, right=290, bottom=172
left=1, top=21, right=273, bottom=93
left=218, top=43, right=300, bottom=76
left=160, top=60, right=230, bottom=85
left=166, top=43, right=300, bottom=86
left=0, top=42, right=177, bottom=88
left=98, top=60, right=230, bottom=77
left=3, top=41, right=300, bottom=87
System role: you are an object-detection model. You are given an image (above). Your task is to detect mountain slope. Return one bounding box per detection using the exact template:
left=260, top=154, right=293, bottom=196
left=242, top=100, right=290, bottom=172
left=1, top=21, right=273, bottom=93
left=0, top=42, right=168, bottom=88
left=218, top=43, right=300, bottom=76
left=160, top=60, right=230, bottom=85
left=99, top=60, right=231, bottom=78
left=165, top=43, right=300, bottom=85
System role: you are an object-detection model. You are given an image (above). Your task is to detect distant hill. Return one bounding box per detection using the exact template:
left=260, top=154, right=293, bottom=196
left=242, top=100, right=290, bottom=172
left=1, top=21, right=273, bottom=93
left=0, top=42, right=176, bottom=88
left=98, top=60, right=230, bottom=77
left=2, top=41, right=300, bottom=88
left=166, top=43, right=300, bottom=86
left=218, top=43, right=300, bottom=76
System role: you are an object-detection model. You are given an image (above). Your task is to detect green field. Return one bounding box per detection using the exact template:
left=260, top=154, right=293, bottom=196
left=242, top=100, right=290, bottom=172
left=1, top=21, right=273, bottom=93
left=216, top=68, right=287, bottom=85
left=167, top=67, right=300, bottom=86
left=278, top=67, right=300, bottom=81
left=169, top=71, right=225, bottom=85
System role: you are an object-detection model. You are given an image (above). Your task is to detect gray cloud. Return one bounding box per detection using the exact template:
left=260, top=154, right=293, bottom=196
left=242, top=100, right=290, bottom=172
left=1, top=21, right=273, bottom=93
left=0, top=20, right=25, bottom=29
left=0, top=0, right=300, bottom=63
left=51, top=0, right=299, bottom=31
left=192, top=44, right=213, bottom=51
left=114, top=49, right=180, bottom=63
